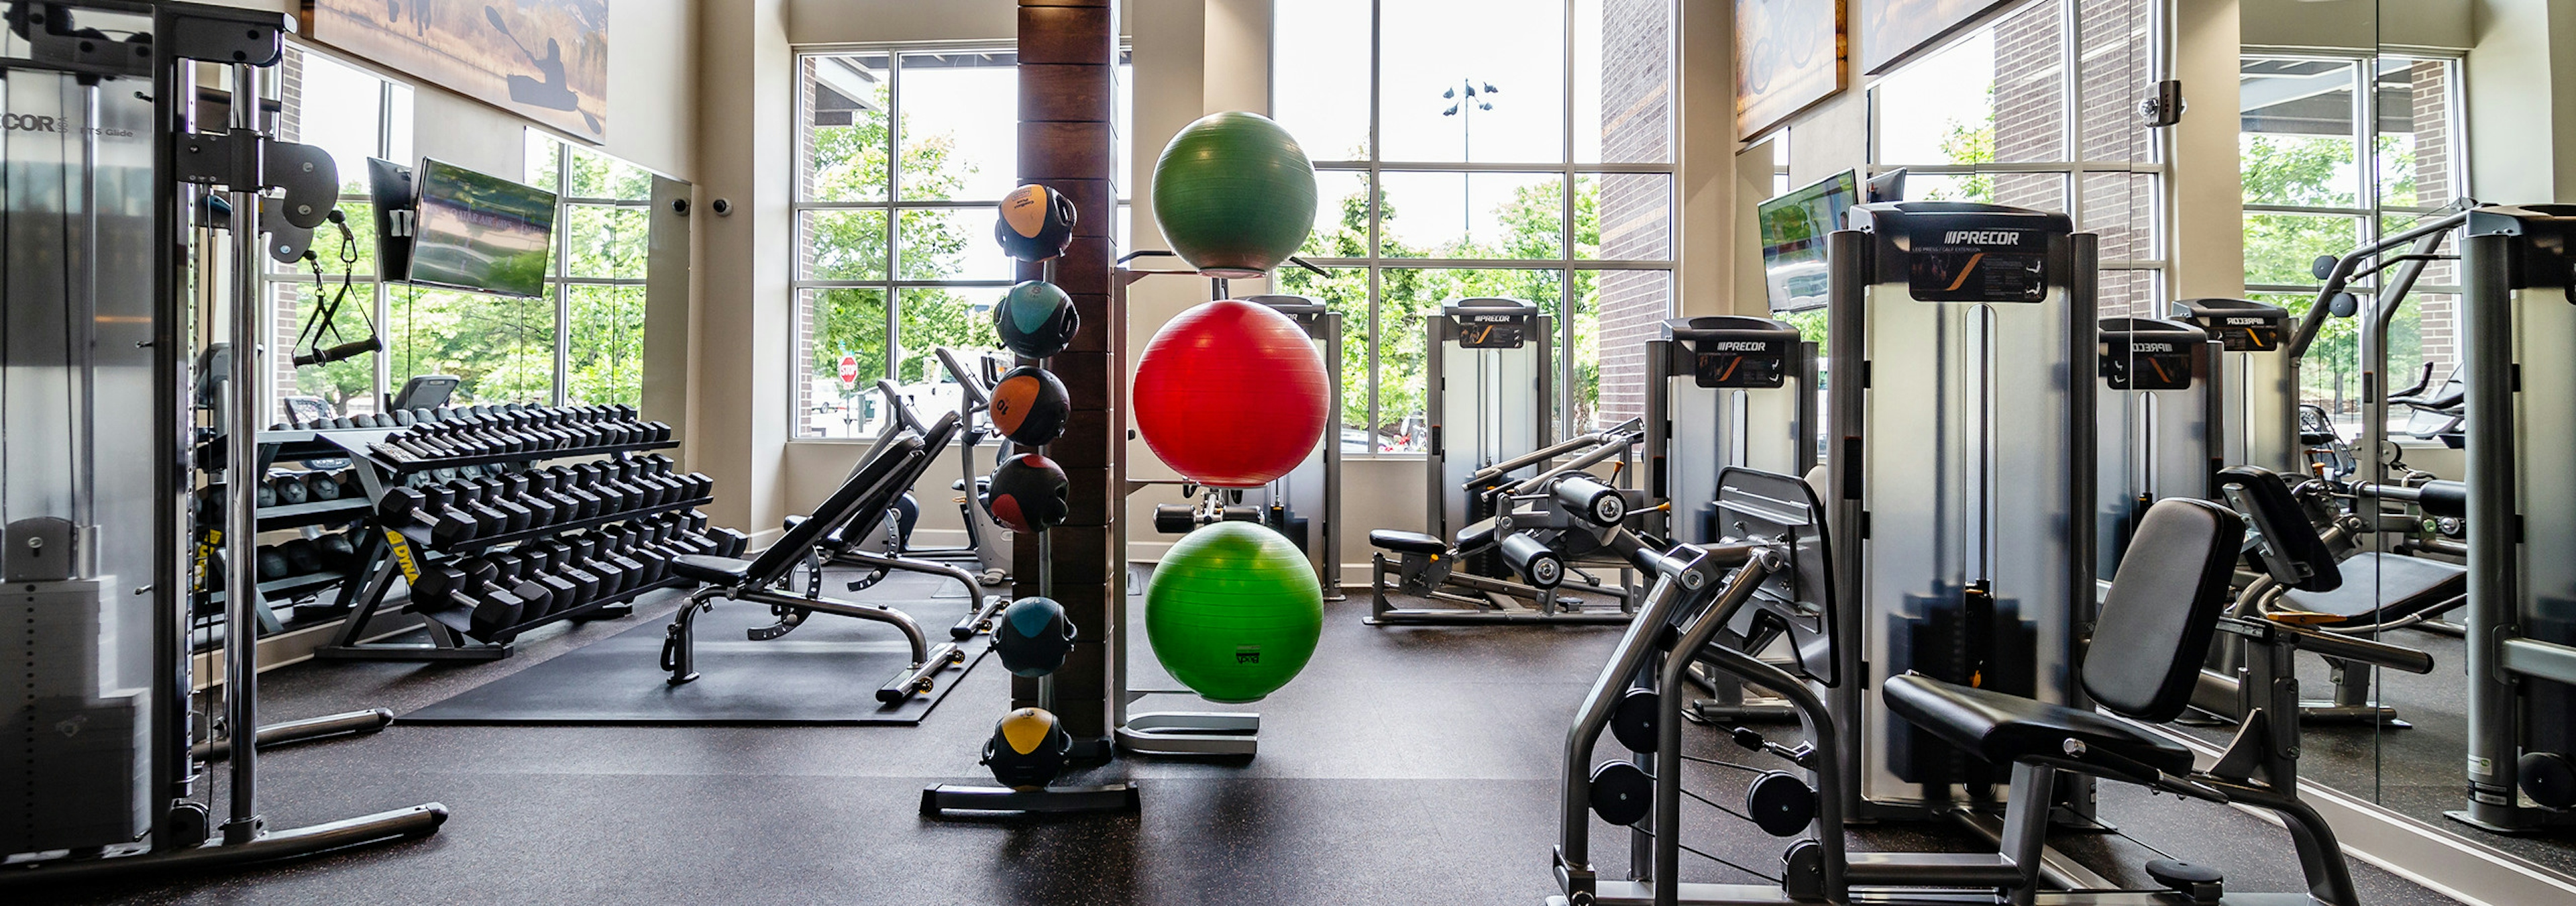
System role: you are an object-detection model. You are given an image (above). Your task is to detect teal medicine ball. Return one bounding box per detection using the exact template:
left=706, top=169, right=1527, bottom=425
left=1150, top=111, right=1318, bottom=279
left=994, top=596, right=1077, bottom=677
left=995, top=280, right=1081, bottom=358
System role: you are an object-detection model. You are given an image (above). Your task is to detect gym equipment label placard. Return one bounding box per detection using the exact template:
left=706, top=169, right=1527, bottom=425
left=1907, top=228, right=2048, bottom=303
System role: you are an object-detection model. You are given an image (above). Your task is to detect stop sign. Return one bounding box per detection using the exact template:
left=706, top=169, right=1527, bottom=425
left=837, top=354, right=860, bottom=387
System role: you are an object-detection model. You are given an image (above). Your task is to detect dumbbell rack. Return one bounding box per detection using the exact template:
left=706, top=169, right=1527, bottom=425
left=304, top=422, right=706, bottom=662
left=193, top=429, right=386, bottom=637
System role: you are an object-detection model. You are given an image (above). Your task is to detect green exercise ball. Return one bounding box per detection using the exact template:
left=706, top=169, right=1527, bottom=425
left=1144, top=521, right=1323, bottom=703
left=1150, top=111, right=1317, bottom=279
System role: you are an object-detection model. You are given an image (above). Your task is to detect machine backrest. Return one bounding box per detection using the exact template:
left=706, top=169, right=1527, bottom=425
left=2215, top=465, right=2341, bottom=593
left=1715, top=467, right=1838, bottom=686
left=2082, top=497, right=2244, bottom=721
left=741, top=425, right=936, bottom=585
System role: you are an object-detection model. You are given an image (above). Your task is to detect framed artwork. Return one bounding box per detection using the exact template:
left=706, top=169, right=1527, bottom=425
left=1859, top=0, right=2014, bottom=74
left=1735, top=0, right=1845, bottom=141
left=306, top=0, right=607, bottom=142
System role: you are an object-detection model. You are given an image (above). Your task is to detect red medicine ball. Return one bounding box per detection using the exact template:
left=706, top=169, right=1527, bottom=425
left=1132, top=299, right=1329, bottom=487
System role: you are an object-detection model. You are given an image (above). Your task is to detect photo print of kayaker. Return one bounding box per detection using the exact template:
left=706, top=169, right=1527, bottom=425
left=307, top=0, right=607, bottom=141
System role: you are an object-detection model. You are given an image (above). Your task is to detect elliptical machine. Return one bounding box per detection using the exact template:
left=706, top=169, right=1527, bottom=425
left=873, top=347, right=1012, bottom=586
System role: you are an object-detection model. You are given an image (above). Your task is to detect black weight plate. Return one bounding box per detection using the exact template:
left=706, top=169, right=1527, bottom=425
left=1611, top=687, right=1660, bottom=755
left=1588, top=760, right=1653, bottom=827
left=1747, top=771, right=1817, bottom=838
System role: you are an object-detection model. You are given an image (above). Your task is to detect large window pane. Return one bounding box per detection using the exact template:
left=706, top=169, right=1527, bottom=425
left=1377, top=171, right=1564, bottom=258
left=897, top=208, right=1014, bottom=282
left=1587, top=268, right=1670, bottom=431
left=525, top=130, right=561, bottom=189
left=896, top=288, right=1003, bottom=385
left=388, top=287, right=557, bottom=403
left=800, top=210, right=890, bottom=281
left=1377, top=0, right=1567, bottom=164
left=1271, top=0, right=1373, bottom=162
left=2245, top=211, right=2363, bottom=288
left=569, top=146, right=653, bottom=201
left=2080, top=171, right=2157, bottom=264
left=898, top=51, right=1019, bottom=202
left=1872, top=1, right=2067, bottom=166
left=1375, top=268, right=1567, bottom=450
left=2077, top=0, right=2153, bottom=163
left=567, top=285, right=646, bottom=407
left=798, top=288, right=890, bottom=439
left=1581, top=173, right=1670, bottom=260
left=1270, top=265, right=1375, bottom=444
left=1574, top=0, right=1673, bottom=164
left=273, top=280, right=380, bottom=419
left=801, top=54, right=892, bottom=203
left=1301, top=170, right=1373, bottom=260
left=563, top=204, right=650, bottom=280
left=2240, top=58, right=2361, bottom=207
left=284, top=49, right=383, bottom=194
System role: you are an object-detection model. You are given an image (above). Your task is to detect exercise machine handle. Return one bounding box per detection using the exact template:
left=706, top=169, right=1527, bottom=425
left=2277, top=621, right=2437, bottom=674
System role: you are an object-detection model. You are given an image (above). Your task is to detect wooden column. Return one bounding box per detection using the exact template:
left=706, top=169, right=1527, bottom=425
left=1014, top=0, right=1122, bottom=744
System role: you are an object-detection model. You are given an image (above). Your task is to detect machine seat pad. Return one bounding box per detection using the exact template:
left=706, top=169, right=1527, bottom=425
left=1884, top=674, right=2194, bottom=778
left=1369, top=530, right=1448, bottom=556
left=672, top=554, right=754, bottom=586
left=2281, top=553, right=2465, bottom=623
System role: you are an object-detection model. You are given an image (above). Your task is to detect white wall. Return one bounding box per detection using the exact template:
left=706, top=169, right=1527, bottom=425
left=2468, top=0, right=2576, bottom=203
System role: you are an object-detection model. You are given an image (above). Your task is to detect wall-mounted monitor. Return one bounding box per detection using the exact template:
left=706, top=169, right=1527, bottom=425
left=1758, top=170, right=1859, bottom=313
left=404, top=158, right=558, bottom=299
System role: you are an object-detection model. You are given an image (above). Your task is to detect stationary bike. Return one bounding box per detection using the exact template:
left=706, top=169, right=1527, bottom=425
left=1553, top=466, right=2423, bottom=905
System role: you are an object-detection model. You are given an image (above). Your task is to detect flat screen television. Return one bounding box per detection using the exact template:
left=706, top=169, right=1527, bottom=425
left=1759, top=170, right=1859, bottom=313
left=406, top=158, right=558, bottom=299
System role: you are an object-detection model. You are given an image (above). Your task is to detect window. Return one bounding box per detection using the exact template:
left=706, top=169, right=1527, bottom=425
left=1868, top=0, right=2165, bottom=315
left=791, top=48, right=1134, bottom=439
left=270, top=47, right=411, bottom=419
left=2239, top=54, right=2464, bottom=426
left=274, top=46, right=661, bottom=419
left=1272, top=0, right=1678, bottom=451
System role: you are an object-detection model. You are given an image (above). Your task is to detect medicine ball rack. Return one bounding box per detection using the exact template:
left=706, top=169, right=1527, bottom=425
left=274, top=413, right=723, bottom=662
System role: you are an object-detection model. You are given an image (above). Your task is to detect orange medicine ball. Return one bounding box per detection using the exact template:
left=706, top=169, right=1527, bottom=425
left=989, top=366, right=1070, bottom=447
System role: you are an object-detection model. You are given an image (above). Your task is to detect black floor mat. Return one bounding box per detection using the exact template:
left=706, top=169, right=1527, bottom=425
left=402, top=589, right=991, bottom=725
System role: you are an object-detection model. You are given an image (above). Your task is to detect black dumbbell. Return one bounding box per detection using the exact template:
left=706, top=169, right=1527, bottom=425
left=255, top=544, right=291, bottom=581
left=315, top=532, right=358, bottom=571
left=532, top=540, right=605, bottom=606
left=451, top=560, right=529, bottom=639
left=439, top=483, right=509, bottom=538
left=488, top=553, right=557, bottom=621
left=472, top=477, right=535, bottom=533
left=305, top=470, right=343, bottom=501
left=504, top=474, right=559, bottom=527
left=516, top=544, right=584, bottom=612
left=278, top=538, right=323, bottom=575
left=272, top=472, right=308, bottom=505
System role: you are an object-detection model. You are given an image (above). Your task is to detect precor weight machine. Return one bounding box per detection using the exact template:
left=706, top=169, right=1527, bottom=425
left=0, top=3, right=443, bottom=888
left=1823, top=202, right=2095, bottom=820
left=1643, top=316, right=1817, bottom=546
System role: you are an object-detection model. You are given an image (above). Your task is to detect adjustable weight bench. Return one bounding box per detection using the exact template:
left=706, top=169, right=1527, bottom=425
left=659, top=425, right=964, bottom=702
left=786, top=409, right=1009, bottom=641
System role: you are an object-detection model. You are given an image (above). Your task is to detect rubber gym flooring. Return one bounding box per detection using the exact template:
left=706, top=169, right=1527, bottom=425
left=44, top=570, right=2460, bottom=905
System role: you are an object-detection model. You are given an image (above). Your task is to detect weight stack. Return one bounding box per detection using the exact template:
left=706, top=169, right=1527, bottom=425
left=1, top=579, right=150, bottom=855
left=1012, top=0, right=1123, bottom=744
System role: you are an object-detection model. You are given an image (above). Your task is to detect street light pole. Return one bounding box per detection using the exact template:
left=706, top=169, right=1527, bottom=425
left=1442, top=78, right=1499, bottom=241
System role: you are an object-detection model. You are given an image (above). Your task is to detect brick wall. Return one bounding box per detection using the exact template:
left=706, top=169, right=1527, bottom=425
left=794, top=58, right=820, bottom=435
left=2409, top=60, right=2459, bottom=377
left=1591, top=0, right=1673, bottom=430
left=1990, top=0, right=2159, bottom=318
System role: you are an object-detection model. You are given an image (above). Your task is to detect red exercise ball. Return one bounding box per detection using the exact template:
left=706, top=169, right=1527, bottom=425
left=1132, top=299, right=1329, bottom=487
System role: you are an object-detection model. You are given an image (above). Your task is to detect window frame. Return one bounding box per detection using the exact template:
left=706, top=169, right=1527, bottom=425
left=1276, top=0, right=1682, bottom=451
left=2237, top=51, right=2469, bottom=299
left=1863, top=0, right=2173, bottom=291
left=529, top=131, right=658, bottom=407
left=787, top=42, right=1132, bottom=442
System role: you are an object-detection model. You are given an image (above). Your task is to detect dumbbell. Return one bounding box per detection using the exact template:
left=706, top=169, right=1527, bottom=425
left=543, top=466, right=602, bottom=519
left=451, top=559, right=531, bottom=638
left=609, top=460, right=667, bottom=509
left=502, top=473, right=559, bottom=527
left=305, top=470, right=343, bottom=501
left=612, top=527, right=674, bottom=584
left=516, top=544, right=586, bottom=613
left=532, top=539, right=606, bottom=605
left=378, top=486, right=468, bottom=542
left=468, top=476, right=535, bottom=533
left=438, top=483, right=510, bottom=539
left=315, top=532, right=359, bottom=571
left=488, top=553, right=559, bottom=621
left=278, top=538, right=324, bottom=576
left=254, top=544, right=291, bottom=581
left=272, top=472, right=309, bottom=505
left=568, top=535, right=637, bottom=598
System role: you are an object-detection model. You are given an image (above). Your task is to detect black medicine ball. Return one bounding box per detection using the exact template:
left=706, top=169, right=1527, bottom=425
left=983, top=454, right=1070, bottom=534
left=982, top=707, right=1072, bottom=791
left=994, top=184, right=1078, bottom=262
left=994, top=596, right=1077, bottom=677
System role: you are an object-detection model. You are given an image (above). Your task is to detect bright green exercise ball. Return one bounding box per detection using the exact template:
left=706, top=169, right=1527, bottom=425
left=1144, top=521, right=1324, bottom=703
left=1150, top=111, right=1318, bottom=279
